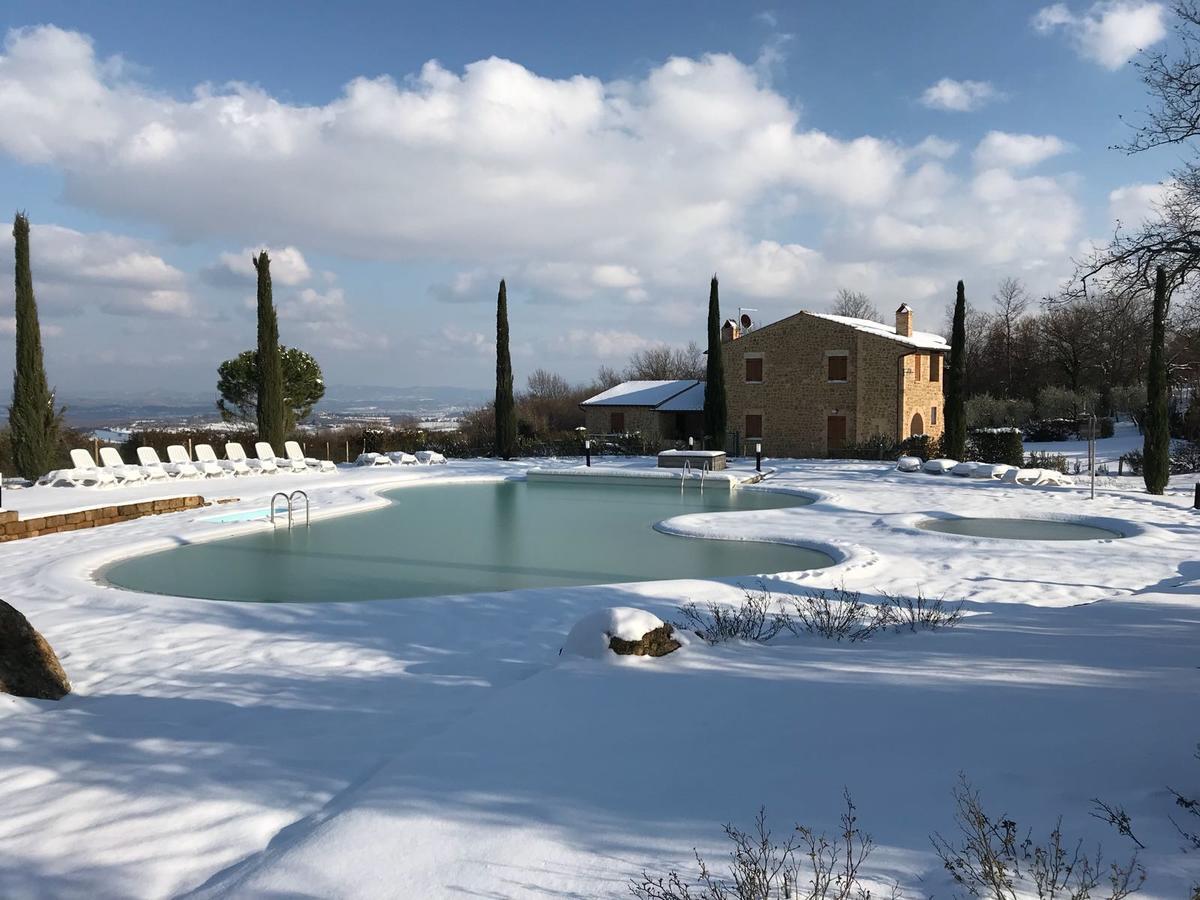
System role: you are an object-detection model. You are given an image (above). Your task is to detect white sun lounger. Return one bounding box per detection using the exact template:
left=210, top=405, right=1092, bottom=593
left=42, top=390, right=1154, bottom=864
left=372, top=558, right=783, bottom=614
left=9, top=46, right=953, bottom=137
left=137, top=446, right=200, bottom=479
left=196, top=443, right=249, bottom=476
left=415, top=450, right=446, bottom=465
left=354, top=452, right=393, bottom=466
left=169, top=444, right=223, bottom=478
left=385, top=451, right=417, bottom=465
left=36, top=449, right=118, bottom=487
left=100, top=446, right=164, bottom=481
left=257, top=441, right=305, bottom=474
left=285, top=440, right=336, bottom=473
left=68, top=448, right=122, bottom=486
left=226, top=442, right=275, bottom=474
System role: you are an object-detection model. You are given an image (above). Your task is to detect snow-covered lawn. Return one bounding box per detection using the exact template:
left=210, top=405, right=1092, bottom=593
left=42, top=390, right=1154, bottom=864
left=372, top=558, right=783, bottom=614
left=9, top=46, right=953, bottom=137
left=1, top=454, right=1198, bottom=898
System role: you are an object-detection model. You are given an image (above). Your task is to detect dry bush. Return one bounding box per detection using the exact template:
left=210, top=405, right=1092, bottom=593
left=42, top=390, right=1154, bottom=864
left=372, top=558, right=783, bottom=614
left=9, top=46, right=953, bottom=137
left=677, top=587, right=786, bottom=644
left=878, top=589, right=964, bottom=632
left=784, top=585, right=889, bottom=643
left=931, top=776, right=1144, bottom=900
left=629, top=792, right=886, bottom=900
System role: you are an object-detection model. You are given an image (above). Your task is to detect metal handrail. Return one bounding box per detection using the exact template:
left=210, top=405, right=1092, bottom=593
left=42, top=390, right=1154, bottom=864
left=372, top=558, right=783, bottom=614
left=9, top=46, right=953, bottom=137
left=270, top=490, right=310, bottom=529
left=291, top=490, right=310, bottom=527
left=270, top=492, right=290, bottom=527
left=681, top=459, right=692, bottom=492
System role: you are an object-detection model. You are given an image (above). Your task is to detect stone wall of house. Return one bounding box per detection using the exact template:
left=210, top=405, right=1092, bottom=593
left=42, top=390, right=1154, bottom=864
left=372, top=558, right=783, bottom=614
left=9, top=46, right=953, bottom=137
left=900, top=351, right=945, bottom=440
left=583, top=405, right=662, bottom=439
left=720, top=312, right=945, bottom=457
left=0, top=495, right=204, bottom=543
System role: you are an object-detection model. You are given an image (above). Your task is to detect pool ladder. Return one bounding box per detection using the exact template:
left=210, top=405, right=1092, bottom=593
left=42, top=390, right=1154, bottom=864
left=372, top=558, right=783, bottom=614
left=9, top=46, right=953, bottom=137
left=680, top=460, right=710, bottom=493
left=270, top=490, right=310, bottom=529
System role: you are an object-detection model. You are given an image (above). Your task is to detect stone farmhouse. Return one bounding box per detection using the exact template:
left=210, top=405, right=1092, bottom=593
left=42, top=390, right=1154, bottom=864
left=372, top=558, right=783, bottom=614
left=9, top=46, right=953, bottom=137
left=581, top=304, right=947, bottom=457
left=580, top=379, right=705, bottom=445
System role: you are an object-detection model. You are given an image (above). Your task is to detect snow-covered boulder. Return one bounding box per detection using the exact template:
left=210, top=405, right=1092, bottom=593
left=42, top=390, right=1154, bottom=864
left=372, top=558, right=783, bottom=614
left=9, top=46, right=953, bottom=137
left=416, top=451, right=447, bottom=465
left=896, top=456, right=922, bottom=473
left=561, top=607, right=682, bottom=660
left=951, top=462, right=981, bottom=477
left=386, top=451, right=417, bottom=465
left=923, top=459, right=958, bottom=475
left=0, top=599, right=70, bottom=700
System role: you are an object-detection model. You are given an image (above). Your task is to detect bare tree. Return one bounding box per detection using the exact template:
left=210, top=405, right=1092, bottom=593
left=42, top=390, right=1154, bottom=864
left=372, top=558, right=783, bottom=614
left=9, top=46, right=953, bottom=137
left=625, top=341, right=705, bottom=380
left=993, top=278, right=1029, bottom=398
left=525, top=368, right=572, bottom=400
left=830, top=289, right=881, bottom=322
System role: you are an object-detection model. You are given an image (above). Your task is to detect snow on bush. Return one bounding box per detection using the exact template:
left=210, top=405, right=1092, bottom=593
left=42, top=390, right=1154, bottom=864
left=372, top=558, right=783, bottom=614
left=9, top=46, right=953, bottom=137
left=897, top=456, right=922, bottom=472
left=561, top=607, right=682, bottom=660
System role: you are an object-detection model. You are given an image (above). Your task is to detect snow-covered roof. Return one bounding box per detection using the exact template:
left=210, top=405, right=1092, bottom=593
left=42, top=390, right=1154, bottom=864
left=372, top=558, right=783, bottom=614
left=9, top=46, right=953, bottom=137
left=804, top=312, right=948, bottom=351
left=580, top=379, right=701, bottom=408
left=656, top=381, right=705, bottom=412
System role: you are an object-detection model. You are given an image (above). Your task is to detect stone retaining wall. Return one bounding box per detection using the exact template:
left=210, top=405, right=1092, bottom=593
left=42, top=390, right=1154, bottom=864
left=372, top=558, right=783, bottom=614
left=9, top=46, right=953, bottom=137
left=0, top=496, right=204, bottom=543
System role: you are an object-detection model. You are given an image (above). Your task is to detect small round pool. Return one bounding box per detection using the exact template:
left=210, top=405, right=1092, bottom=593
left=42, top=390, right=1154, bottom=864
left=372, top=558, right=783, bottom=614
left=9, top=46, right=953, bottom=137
left=918, top=517, right=1123, bottom=541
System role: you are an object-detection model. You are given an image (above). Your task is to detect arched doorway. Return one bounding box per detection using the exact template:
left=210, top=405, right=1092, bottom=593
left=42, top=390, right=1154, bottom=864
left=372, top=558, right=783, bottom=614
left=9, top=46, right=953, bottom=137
left=910, top=412, right=924, bottom=436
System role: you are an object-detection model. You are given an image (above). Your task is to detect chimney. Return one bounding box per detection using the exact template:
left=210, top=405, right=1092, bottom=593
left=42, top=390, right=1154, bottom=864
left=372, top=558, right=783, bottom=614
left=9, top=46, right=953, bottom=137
left=721, top=318, right=740, bottom=342
left=895, top=303, right=913, bottom=337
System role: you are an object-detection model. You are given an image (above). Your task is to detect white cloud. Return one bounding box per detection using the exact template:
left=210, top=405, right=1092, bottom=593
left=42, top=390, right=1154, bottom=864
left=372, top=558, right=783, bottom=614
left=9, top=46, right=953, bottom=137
left=0, top=25, right=1095, bottom=361
left=1, top=223, right=193, bottom=317
left=206, top=245, right=313, bottom=287
left=973, top=131, right=1072, bottom=169
left=913, top=136, right=959, bottom=159
left=1032, top=2, right=1166, bottom=69
left=920, top=78, right=1001, bottom=112
left=1108, top=181, right=1169, bottom=226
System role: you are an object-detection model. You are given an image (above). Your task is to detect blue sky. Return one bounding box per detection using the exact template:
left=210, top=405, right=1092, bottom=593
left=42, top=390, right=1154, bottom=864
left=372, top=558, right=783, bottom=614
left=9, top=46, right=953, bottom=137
left=0, top=1, right=1181, bottom=396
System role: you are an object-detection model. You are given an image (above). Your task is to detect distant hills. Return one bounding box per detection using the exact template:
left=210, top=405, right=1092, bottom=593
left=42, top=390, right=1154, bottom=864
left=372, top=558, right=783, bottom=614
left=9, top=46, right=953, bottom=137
left=49, top=385, right=491, bottom=428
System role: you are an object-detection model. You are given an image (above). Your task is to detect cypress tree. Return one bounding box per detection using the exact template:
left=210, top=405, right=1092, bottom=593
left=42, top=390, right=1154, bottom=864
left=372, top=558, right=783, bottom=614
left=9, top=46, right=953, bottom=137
left=703, top=275, right=727, bottom=450
left=943, top=280, right=968, bottom=460
left=494, top=279, right=517, bottom=459
left=253, top=252, right=286, bottom=450
left=8, top=212, right=59, bottom=480
left=1143, top=265, right=1170, bottom=495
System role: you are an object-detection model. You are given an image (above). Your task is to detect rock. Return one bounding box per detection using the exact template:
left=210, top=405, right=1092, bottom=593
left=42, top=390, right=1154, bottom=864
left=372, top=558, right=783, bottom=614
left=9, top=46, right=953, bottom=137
left=561, top=607, right=683, bottom=659
left=0, top=599, right=71, bottom=700
left=608, top=623, right=681, bottom=657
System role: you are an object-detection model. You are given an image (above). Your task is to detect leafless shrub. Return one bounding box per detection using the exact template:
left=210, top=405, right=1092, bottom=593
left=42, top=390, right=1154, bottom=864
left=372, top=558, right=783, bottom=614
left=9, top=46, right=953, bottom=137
left=931, top=775, right=1145, bottom=900
left=1168, top=744, right=1200, bottom=852
left=676, top=586, right=787, bottom=644
left=1090, top=799, right=1145, bottom=849
left=678, top=584, right=965, bottom=646
left=784, top=585, right=889, bottom=643
left=629, top=792, right=889, bottom=900
left=879, top=589, right=964, bottom=633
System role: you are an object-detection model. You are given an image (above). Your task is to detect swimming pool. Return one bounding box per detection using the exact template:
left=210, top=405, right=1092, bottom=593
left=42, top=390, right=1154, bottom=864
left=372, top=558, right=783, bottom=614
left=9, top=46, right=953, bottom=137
left=918, top=517, right=1124, bottom=541
left=102, top=479, right=829, bottom=602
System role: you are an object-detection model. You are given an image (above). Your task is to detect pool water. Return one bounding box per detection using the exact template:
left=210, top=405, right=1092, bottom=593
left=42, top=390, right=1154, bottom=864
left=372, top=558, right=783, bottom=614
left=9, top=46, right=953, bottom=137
left=103, top=480, right=827, bottom=603
left=918, top=517, right=1123, bottom=541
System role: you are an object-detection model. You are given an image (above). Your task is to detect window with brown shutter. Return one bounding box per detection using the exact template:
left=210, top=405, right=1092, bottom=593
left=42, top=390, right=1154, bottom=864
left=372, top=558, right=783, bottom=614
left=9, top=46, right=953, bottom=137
left=930, top=354, right=941, bottom=382
left=914, top=354, right=922, bottom=381
left=745, top=414, right=762, bottom=439
left=827, top=355, right=848, bottom=381
left=611, top=411, right=625, bottom=433
left=931, top=405, right=938, bottom=425
left=745, top=357, right=763, bottom=383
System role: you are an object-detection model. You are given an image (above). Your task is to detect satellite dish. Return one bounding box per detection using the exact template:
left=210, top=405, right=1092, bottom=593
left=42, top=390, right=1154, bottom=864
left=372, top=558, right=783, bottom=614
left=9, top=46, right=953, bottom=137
left=740, top=313, right=753, bottom=329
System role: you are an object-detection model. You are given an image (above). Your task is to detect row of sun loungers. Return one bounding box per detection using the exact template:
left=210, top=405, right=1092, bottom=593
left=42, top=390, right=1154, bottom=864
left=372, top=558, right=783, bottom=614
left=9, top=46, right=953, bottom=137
left=354, top=450, right=447, bottom=466
left=41, top=441, right=338, bottom=487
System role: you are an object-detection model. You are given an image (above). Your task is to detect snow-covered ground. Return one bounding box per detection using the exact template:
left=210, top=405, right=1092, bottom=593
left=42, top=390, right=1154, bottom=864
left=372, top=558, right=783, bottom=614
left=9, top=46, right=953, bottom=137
left=1, top=451, right=1198, bottom=898
left=1024, top=418, right=1145, bottom=469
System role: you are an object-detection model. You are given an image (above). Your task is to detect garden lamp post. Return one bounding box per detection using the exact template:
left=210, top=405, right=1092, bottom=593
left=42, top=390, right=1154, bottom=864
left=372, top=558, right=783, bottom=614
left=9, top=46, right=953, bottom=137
left=755, top=442, right=762, bottom=473
left=585, top=439, right=591, bottom=468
